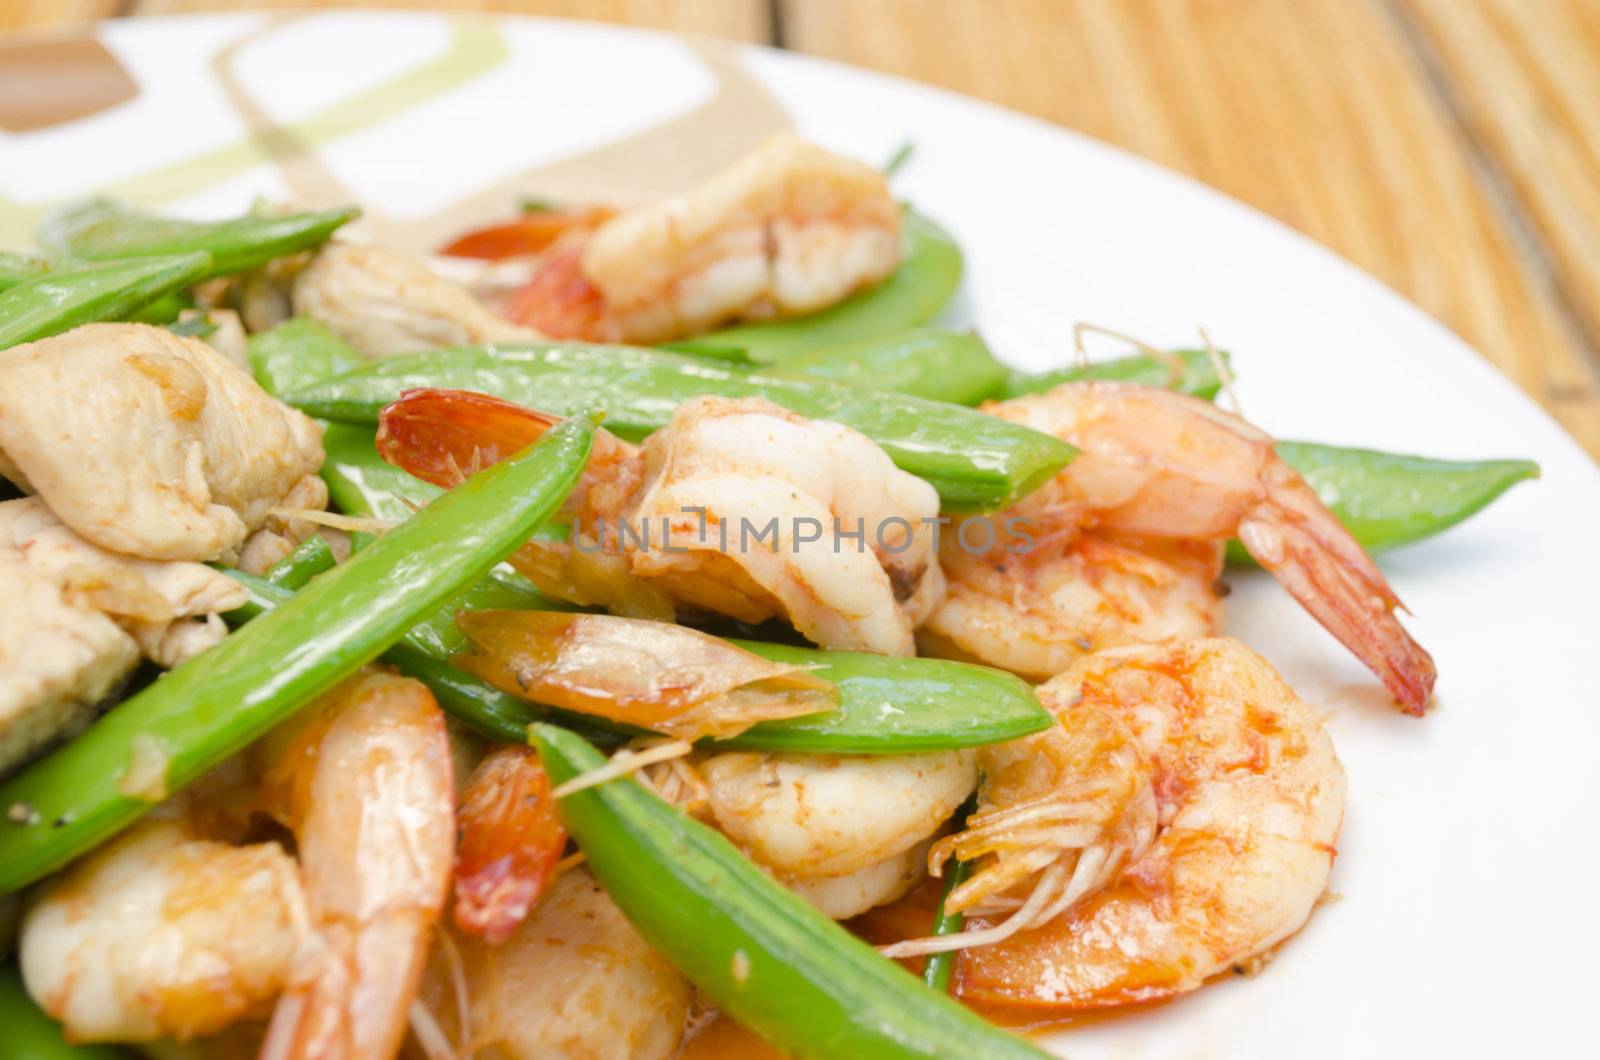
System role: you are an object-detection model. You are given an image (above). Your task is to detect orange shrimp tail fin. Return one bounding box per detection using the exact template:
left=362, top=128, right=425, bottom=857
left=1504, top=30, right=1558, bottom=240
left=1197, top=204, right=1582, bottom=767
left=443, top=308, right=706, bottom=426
left=439, top=206, right=614, bottom=261
left=504, top=242, right=614, bottom=339
left=1239, top=466, right=1436, bottom=714
left=453, top=745, right=567, bottom=946
left=377, top=387, right=562, bottom=489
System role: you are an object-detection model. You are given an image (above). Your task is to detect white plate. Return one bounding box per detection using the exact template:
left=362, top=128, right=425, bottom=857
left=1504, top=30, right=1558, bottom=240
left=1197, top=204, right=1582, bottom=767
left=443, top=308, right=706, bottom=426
left=4, top=12, right=1597, bottom=1058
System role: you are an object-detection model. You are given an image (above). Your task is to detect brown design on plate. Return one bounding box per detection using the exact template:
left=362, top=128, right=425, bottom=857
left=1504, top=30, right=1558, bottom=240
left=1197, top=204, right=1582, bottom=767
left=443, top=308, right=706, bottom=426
left=0, top=37, right=138, bottom=133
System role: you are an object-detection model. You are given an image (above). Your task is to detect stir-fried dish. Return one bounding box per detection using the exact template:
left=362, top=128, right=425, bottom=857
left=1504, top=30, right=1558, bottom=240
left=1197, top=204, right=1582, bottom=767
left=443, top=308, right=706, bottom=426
left=0, top=134, right=1539, bottom=1058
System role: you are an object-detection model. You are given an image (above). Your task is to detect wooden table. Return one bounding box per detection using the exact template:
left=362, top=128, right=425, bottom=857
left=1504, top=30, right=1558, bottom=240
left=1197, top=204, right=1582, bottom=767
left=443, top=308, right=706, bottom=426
left=5, top=0, right=1598, bottom=459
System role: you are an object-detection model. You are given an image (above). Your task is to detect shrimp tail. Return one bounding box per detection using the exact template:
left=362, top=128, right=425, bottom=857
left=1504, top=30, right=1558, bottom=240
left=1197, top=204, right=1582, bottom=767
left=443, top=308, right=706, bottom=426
left=1238, top=463, right=1436, bottom=714
left=376, top=387, right=562, bottom=489
left=504, top=242, right=613, bottom=338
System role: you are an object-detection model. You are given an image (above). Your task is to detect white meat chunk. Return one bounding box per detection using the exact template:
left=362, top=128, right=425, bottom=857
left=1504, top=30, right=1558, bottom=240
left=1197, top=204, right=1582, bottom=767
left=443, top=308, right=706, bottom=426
left=0, top=324, right=325, bottom=564
left=0, top=554, right=137, bottom=779
left=0, top=497, right=246, bottom=669
left=292, top=242, right=537, bottom=360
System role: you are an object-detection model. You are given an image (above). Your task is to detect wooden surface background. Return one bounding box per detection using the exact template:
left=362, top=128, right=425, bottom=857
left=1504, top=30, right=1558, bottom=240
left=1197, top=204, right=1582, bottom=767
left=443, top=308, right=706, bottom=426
left=4, top=0, right=1598, bottom=459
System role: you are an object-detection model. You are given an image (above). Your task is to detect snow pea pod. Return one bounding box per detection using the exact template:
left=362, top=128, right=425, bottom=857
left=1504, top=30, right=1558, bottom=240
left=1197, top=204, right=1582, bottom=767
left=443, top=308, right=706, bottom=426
left=248, top=316, right=362, bottom=398
left=775, top=326, right=1006, bottom=405
left=666, top=209, right=964, bottom=364
left=709, top=643, right=1050, bottom=754
left=921, top=794, right=978, bottom=992
left=0, top=964, right=128, bottom=1059
left=0, top=413, right=596, bottom=896
left=261, top=533, right=336, bottom=590
left=1224, top=442, right=1540, bottom=562
left=40, top=199, right=357, bottom=279
left=286, top=343, right=1075, bottom=511
left=532, top=724, right=1050, bottom=1060
left=0, top=252, right=211, bottom=350
left=1002, top=347, right=1228, bottom=401
left=0, top=252, right=48, bottom=291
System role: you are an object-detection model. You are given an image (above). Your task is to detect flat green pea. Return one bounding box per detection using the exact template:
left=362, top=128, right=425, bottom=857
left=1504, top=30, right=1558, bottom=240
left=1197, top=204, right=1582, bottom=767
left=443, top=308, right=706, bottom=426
left=285, top=343, right=1075, bottom=511
left=0, top=252, right=49, bottom=292
left=0, top=414, right=596, bottom=896
left=0, top=964, right=129, bottom=1059
left=532, top=725, right=1051, bottom=1060
left=709, top=642, right=1051, bottom=754
left=261, top=533, right=337, bottom=590
left=248, top=316, right=364, bottom=398
left=1003, top=348, right=1228, bottom=401
left=1226, top=442, right=1541, bottom=561
left=922, top=793, right=978, bottom=992
left=666, top=209, right=964, bottom=364
left=0, top=252, right=212, bottom=350
left=40, top=199, right=358, bottom=279
left=775, top=326, right=1007, bottom=405
left=126, top=290, right=196, bottom=325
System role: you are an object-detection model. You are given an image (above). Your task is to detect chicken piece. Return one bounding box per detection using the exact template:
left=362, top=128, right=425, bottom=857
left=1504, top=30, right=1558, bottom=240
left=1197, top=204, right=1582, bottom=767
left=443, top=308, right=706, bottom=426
left=0, top=497, right=246, bottom=669
left=0, top=553, right=137, bottom=779
left=293, top=243, right=538, bottom=360
left=0, top=324, right=325, bottom=564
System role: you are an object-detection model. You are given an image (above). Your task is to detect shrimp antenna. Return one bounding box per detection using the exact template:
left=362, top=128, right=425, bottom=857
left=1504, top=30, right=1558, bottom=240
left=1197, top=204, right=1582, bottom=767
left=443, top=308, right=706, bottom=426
left=1198, top=326, right=1242, bottom=417
left=1072, top=321, right=1186, bottom=384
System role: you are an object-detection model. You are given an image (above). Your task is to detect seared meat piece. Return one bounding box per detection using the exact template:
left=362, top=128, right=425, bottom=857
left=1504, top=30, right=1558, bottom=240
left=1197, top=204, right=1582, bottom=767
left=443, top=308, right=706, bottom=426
left=293, top=242, right=535, bottom=360
left=0, top=324, right=324, bottom=564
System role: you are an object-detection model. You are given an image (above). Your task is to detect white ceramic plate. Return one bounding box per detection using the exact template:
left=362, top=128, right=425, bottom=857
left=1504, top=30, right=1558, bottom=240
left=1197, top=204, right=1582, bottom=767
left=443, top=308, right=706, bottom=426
left=4, top=12, right=1597, bottom=1058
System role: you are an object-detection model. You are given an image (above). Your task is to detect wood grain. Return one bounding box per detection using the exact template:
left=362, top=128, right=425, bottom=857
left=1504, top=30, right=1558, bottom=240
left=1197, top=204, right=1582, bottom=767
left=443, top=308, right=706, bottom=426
left=1399, top=0, right=1600, bottom=362
left=783, top=0, right=1600, bottom=457
left=129, top=0, right=769, bottom=41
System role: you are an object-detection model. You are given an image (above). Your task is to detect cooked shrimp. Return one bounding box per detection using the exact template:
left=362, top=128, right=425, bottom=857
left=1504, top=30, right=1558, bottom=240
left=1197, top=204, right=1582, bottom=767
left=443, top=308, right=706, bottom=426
left=452, top=610, right=836, bottom=742
left=891, top=638, right=1346, bottom=1010
left=504, top=135, right=901, bottom=343
left=19, top=672, right=455, bottom=1051
left=257, top=672, right=456, bottom=1060
left=293, top=243, right=538, bottom=360
left=698, top=749, right=975, bottom=918
left=452, top=744, right=567, bottom=946
left=378, top=389, right=943, bottom=656
left=412, top=867, right=692, bottom=1060
left=922, top=529, right=1223, bottom=682
left=923, top=382, right=1435, bottom=712
left=19, top=817, right=305, bottom=1043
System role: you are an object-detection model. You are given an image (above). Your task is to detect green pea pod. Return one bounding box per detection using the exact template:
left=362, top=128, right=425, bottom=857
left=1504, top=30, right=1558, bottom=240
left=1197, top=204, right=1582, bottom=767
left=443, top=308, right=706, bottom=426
left=1003, top=348, right=1228, bottom=401
left=710, top=642, right=1050, bottom=754
left=0, top=413, right=596, bottom=896
left=1225, top=442, right=1541, bottom=562
left=261, top=533, right=337, bottom=590
left=286, top=343, right=1074, bottom=511
left=532, top=725, right=1050, bottom=1060
left=922, top=794, right=978, bottom=992
left=126, top=290, right=197, bottom=325
left=775, top=326, right=1007, bottom=405
left=40, top=199, right=358, bottom=279
left=0, top=252, right=49, bottom=292
left=0, top=964, right=129, bottom=1059
left=222, top=570, right=618, bottom=748
left=248, top=316, right=364, bottom=398
left=0, top=252, right=212, bottom=350
left=665, top=209, right=964, bottom=364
